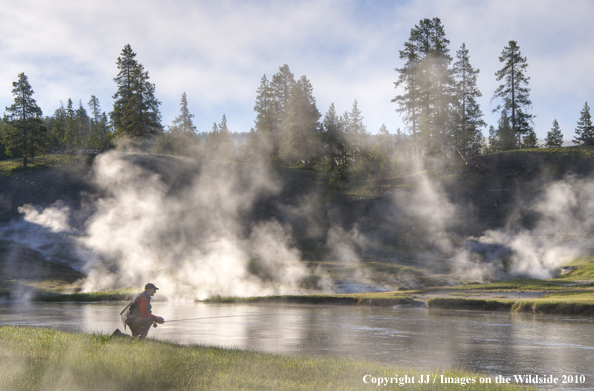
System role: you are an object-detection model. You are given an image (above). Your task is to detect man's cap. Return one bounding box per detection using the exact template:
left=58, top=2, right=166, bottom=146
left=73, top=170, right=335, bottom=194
left=145, top=283, right=159, bottom=291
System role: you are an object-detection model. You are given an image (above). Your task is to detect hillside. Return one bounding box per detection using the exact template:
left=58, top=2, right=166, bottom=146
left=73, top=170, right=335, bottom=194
left=1, top=147, right=594, bottom=295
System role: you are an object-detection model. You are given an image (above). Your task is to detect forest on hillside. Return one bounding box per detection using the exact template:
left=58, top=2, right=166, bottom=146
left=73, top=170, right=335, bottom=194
left=1, top=17, right=592, bottom=174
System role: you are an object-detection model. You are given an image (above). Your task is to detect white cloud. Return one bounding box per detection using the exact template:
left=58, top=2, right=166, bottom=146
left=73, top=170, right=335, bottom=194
left=1, top=0, right=593, bottom=139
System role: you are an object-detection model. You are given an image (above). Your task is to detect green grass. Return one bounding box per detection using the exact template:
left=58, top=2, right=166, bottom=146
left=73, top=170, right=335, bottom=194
left=0, top=326, right=534, bottom=391
left=0, top=154, right=79, bottom=176
left=37, top=288, right=135, bottom=302
left=205, top=292, right=417, bottom=307
left=557, top=258, right=594, bottom=280
left=425, top=278, right=583, bottom=292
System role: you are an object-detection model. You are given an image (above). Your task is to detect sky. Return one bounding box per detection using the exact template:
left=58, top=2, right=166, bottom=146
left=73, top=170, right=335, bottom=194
left=1, top=0, right=593, bottom=142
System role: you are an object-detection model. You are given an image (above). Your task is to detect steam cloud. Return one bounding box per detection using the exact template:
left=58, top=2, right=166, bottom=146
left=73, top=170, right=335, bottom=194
left=453, top=175, right=594, bottom=281
left=2, top=150, right=594, bottom=297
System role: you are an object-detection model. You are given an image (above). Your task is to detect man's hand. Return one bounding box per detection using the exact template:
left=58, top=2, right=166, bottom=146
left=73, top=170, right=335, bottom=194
left=155, top=316, right=165, bottom=324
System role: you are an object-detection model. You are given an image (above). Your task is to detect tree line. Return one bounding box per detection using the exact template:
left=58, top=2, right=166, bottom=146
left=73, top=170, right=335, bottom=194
left=2, top=19, right=593, bottom=173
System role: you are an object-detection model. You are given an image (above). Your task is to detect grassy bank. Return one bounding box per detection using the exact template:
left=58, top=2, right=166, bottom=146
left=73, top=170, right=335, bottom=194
left=0, top=326, right=534, bottom=391
left=204, top=292, right=420, bottom=307
left=427, top=297, right=594, bottom=316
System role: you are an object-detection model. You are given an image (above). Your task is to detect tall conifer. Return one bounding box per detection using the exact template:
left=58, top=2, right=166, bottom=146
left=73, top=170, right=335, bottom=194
left=3, top=73, right=47, bottom=168
left=492, top=41, right=533, bottom=149
left=393, top=17, right=453, bottom=157
left=573, top=102, right=593, bottom=145
left=111, top=44, right=162, bottom=139
left=452, top=43, right=485, bottom=157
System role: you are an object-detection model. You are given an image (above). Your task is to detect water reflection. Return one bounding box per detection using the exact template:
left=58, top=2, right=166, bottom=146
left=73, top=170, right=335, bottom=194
left=1, top=302, right=593, bottom=389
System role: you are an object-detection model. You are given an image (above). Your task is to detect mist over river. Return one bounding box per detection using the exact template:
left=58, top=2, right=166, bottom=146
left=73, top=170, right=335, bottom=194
left=1, top=301, right=593, bottom=390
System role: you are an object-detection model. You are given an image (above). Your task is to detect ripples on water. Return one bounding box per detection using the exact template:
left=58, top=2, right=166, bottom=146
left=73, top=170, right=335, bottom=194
left=1, top=302, right=593, bottom=390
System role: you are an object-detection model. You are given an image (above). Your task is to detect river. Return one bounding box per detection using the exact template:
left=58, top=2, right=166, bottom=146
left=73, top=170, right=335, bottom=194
left=1, top=301, right=593, bottom=389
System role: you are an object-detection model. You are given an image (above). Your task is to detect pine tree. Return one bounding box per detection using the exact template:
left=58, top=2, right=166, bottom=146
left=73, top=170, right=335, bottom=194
left=111, top=44, right=162, bottom=139
left=392, top=39, right=420, bottom=150
left=88, top=96, right=112, bottom=150
left=170, top=92, right=197, bottom=136
left=522, top=129, right=539, bottom=149
left=204, top=115, right=235, bottom=161
left=62, top=99, right=77, bottom=149
left=252, top=74, right=278, bottom=160
left=75, top=100, right=91, bottom=148
left=488, top=112, right=515, bottom=152
left=393, top=17, right=454, bottom=157
left=0, top=117, right=10, bottom=159
left=573, top=102, right=593, bottom=145
left=271, top=65, right=296, bottom=156
left=169, top=92, right=199, bottom=155
left=545, top=119, right=563, bottom=148
left=281, top=75, right=322, bottom=167
left=492, top=40, right=534, bottom=149
left=49, top=102, right=66, bottom=151
left=271, top=65, right=295, bottom=126
left=369, top=124, right=396, bottom=173
left=2, top=73, right=47, bottom=168
left=254, top=75, right=275, bottom=136
left=322, top=103, right=347, bottom=174
left=345, top=100, right=369, bottom=169
left=452, top=43, right=486, bottom=157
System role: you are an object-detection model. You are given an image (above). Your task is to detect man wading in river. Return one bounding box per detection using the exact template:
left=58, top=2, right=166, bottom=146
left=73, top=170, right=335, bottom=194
left=124, top=283, right=165, bottom=339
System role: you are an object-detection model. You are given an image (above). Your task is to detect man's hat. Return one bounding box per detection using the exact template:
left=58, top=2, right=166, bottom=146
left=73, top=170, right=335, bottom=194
left=145, top=283, right=159, bottom=291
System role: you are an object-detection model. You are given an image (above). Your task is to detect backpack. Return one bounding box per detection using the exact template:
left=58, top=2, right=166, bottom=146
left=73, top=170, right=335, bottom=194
left=120, top=301, right=133, bottom=330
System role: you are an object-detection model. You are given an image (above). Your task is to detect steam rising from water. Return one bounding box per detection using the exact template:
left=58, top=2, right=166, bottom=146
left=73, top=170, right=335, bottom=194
left=79, top=151, right=316, bottom=298
left=454, top=175, right=594, bottom=280
left=2, top=150, right=594, bottom=297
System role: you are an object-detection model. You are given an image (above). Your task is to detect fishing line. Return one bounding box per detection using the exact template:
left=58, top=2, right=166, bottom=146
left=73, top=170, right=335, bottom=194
left=164, top=314, right=275, bottom=323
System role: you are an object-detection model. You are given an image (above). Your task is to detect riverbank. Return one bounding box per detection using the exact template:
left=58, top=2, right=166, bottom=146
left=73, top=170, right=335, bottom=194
left=4, top=279, right=594, bottom=317
left=202, top=274, right=594, bottom=316
left=0, top=326, right=534, bottom=391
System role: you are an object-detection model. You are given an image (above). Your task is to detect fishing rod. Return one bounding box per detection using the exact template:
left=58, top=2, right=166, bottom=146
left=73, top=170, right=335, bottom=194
left=166, top=314, right=274, bottom=322
left=152, top=313, right=274, bottom=327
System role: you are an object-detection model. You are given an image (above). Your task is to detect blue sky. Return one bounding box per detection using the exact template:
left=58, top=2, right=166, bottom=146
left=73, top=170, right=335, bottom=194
left=1, top=0, right=593, bottom=142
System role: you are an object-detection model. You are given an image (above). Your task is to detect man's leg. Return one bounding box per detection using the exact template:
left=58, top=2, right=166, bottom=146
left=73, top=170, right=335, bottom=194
left=125, top=316, right=154, bottom=339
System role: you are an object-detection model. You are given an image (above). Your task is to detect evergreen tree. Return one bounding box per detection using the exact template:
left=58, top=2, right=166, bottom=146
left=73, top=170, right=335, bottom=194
left=451, top=43, right=486, bottom=157
left=253, top=74, right=278, bottom=160
left=271, top=65, right=295, bottom=126
left=111, top=44, right=162, bottom=139
left=48, top=102, right=67, bottom=151
left=392, top=38, right=420, bottom=151
left=168, top=92, right=199, bottom=155
left=393, top=17, right=454, bottom=157
left=88, top=95, right=112, bottom=150
left=345, top=100, right=369, bottom=169
left=2, top=73, right=47, bottom=168
left=545, top=119, right=563, bottom=148
left=487, top=125, right=499, bottom=153
left=573, top=102, right=593, bottom=145
left=241, top=127, right=263, bottom=163
left=368, top=124, right=396, bottom=174
left=271, top=65, right=296, bottom=156
left=170, top=92, right=197, bottom=136
left=322, top=103, right=347, bottom=174
left=0, top=117, right=8, bottom=159
left=204, top=115, right=235, bottom=161
left=488, top=112, right=515, bottom=152
left=75, top=100, right=91, bottom=148
left=62, top=98, right=78, bottom=149
left=281, top=75, right=322, bottom=167
left=492, top=40, right=534, bottom=149
left=521, top=129, right=539, bottom=149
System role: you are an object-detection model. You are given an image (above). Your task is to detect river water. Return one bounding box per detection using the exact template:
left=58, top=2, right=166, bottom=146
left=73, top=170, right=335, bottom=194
left=1, top=301, right=593, bottom=389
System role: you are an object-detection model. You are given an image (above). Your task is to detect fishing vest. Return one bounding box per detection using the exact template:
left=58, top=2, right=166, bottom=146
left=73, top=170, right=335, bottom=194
left=129, top=291, right=152, bottom=317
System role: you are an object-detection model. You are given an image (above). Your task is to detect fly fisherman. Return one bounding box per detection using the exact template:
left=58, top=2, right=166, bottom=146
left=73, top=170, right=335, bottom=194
left=125, top=283, right=165, bottom=339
